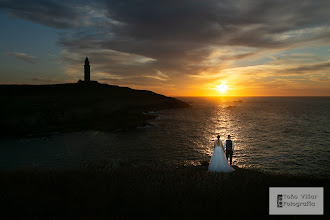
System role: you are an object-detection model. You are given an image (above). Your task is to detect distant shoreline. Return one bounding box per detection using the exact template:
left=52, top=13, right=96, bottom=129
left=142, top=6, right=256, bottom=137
left=0, top=83, right=190, bottom=137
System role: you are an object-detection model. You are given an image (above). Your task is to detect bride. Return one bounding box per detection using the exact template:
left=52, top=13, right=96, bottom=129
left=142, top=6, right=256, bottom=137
left=208, top=135, right=235, bottom=172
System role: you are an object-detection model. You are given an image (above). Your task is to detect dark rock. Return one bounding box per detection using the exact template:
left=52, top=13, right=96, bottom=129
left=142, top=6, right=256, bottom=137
left=0, top=83, right=190, bottom=137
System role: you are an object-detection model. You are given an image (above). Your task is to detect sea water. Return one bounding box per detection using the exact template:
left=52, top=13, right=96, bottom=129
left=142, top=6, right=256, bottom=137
left=0, top=97, right=329, bottom=177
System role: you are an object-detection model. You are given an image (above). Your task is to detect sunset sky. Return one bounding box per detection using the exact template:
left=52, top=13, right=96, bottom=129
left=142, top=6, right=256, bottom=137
left=1, top=0, right=330, bottom=96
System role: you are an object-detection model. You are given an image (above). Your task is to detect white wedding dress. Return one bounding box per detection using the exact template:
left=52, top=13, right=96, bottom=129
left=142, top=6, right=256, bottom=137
left=208, top=140, right=235, bottom=172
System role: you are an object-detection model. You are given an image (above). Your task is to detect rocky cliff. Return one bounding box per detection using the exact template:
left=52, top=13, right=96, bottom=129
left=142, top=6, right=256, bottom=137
left=0, top=83, right=190, bottom=136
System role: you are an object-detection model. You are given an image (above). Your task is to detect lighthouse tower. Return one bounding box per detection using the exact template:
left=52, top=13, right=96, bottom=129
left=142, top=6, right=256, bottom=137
left=84, top=57, right=90, bottom=82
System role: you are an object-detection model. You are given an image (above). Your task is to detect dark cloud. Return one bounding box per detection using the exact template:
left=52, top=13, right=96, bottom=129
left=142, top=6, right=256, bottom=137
left=4, top=52, right=37, bottom=64
left=2, top=0, right=330, bottom=85
left=0, top=0, right=81, bottom=28
left=282, top=61, right=330, bottom=75
left=101, top=0, right=330, bottom=48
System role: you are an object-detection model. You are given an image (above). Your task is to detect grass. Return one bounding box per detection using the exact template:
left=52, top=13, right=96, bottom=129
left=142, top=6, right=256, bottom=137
left=0, top=163, right=328, bottom=219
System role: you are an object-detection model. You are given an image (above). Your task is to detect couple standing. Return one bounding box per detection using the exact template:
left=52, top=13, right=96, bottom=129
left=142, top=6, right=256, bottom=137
left=208, top=135, right=235, bottom=173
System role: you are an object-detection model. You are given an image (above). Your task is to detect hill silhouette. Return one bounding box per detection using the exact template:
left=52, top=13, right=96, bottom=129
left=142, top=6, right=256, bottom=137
left=0, top=83, right=190, bottom=137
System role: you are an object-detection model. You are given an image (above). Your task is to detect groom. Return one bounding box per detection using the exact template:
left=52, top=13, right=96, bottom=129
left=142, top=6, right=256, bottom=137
left=224, top=135, right=234, bottom=165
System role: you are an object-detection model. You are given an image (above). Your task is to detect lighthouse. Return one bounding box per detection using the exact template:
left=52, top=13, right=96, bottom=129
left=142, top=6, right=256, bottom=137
left=78, top=57, right=98, bottom=84
left=84, top=57, right=90, bottom=82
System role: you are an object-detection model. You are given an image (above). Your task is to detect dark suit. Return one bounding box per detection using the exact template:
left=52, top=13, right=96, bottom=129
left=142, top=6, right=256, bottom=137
left=225, top=139, right=233, bottom=165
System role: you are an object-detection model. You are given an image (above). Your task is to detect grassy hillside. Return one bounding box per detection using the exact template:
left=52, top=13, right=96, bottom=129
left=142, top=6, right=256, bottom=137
left=0, top=83, right=190, bottom=136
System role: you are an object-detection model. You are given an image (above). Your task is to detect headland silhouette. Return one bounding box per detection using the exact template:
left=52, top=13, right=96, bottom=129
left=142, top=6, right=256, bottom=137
left=0, top=57, right=190, bottom=137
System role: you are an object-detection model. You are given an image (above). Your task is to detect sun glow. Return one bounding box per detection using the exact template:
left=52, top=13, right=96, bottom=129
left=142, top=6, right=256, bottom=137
left=215, top=82, right=229, bottom=94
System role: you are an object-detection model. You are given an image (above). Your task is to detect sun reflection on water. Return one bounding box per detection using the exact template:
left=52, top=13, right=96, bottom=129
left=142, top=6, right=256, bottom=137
left=193, top=96, right=245, bottom=167
left=1, top=97, right=329, bottom=176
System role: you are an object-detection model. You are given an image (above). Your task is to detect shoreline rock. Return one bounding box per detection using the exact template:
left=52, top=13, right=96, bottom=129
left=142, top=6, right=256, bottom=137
left=0, top=164, right=328, bottom=218
left=0, top=83, right=190, bottom=137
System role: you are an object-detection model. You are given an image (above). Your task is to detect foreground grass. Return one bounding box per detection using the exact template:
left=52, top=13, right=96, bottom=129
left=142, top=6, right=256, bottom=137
left=0, top=163, right=328, bottom=219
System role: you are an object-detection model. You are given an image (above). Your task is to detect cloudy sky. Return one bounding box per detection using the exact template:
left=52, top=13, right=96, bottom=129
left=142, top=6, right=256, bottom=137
left=1, top=0, right=330, bottom=96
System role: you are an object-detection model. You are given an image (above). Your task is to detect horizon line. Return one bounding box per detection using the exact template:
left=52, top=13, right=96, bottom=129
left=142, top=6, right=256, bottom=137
left=173, top=95, right=330, bottom=97
left=1, top=83, right=329, bottom=97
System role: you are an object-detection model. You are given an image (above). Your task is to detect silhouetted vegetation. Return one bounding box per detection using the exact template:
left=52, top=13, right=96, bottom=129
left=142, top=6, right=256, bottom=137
left=0, top=83, right=190, bottom=137
left=0, top=163, right=328, bottom=218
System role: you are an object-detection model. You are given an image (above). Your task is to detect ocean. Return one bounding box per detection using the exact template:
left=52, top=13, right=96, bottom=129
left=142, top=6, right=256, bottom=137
left=1, top=96, right=329, bottom=177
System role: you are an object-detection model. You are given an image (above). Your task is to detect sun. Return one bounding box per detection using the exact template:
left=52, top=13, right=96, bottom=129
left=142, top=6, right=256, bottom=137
left=215, top=82, right=229, bottom=94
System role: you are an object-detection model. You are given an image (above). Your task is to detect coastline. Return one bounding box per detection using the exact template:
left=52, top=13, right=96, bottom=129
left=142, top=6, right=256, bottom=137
left=0, top=163, right=328, bottom=218
left=0, top=83, right=190, bottom=137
